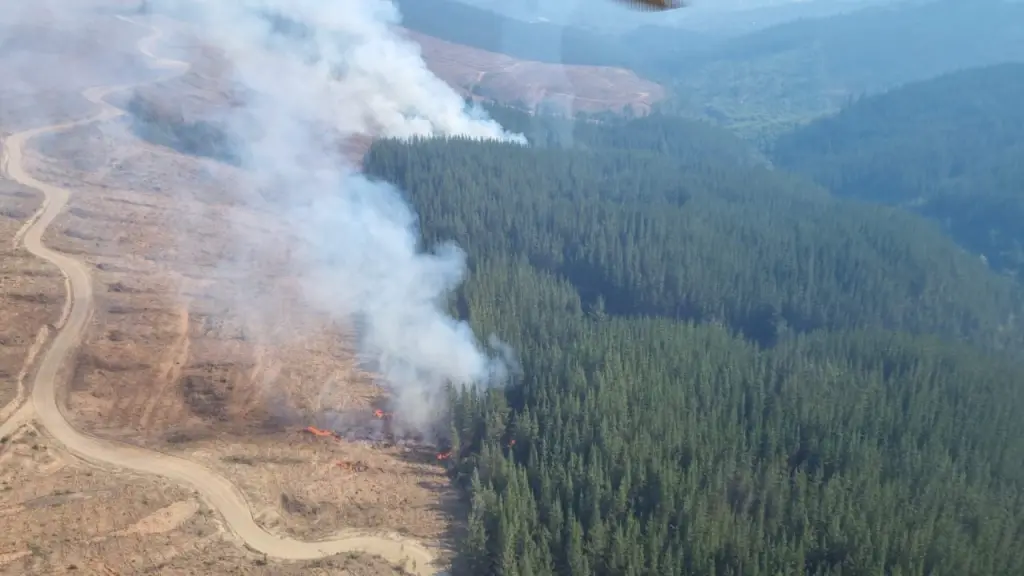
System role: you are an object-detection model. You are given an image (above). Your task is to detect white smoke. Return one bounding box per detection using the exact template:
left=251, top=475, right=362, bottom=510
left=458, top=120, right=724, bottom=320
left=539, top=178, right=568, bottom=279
left=166, top=0, right=523, bottom=425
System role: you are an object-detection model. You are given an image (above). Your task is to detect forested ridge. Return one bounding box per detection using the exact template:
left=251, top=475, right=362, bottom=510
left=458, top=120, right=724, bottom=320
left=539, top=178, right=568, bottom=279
left=772, top=62, right=1024, bottom=282
left=367, top=118, right=1024, bottom=351
left=363, top=105, right=1024, bottom=575
left=391, top=0, right=1024, bottom=139
left=663, top=0, right=1024, bottom=138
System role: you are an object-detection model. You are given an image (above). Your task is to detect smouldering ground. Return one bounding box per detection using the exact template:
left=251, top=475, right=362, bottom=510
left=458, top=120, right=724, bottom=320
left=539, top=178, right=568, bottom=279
left=2, top=3, right=457, bottom=565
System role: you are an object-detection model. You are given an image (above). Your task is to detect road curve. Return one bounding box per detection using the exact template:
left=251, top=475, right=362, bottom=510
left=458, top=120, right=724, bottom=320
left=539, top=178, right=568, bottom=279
left=0, top=16, right=438, bottom=576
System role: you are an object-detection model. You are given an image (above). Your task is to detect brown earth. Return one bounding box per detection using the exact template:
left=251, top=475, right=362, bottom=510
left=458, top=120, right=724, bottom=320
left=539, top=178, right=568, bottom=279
left=0, top=180, right=63, bottom=421
left=3, top=0, right=659, bottom=570
left=406, top=28, right=665, bottom=115
left=126, top=22, right=665, bottom=159
left=1, top=4, right=453, bottom=574
left=0, top=424, right=408, bottom=575
left=23, top=61, right=456, bottom=549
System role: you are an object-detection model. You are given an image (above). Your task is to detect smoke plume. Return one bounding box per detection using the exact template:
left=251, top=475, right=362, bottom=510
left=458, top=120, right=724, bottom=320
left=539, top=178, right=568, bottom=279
left=159, top=0, right=524, bottom=427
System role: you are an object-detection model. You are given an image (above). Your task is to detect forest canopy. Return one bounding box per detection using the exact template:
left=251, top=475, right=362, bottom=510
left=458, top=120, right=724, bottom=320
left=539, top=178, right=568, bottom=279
left=773, top=62, right=1024, bottom=282
left=363, top=104, right=1024, bottom=575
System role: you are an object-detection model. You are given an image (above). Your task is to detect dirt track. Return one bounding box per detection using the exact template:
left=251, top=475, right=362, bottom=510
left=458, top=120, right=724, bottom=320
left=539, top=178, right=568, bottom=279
left=0, top=16, right=438, bottom=576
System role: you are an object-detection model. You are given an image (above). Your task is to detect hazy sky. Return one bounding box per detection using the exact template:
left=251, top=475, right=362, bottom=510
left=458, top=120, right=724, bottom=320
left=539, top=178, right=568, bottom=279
left=455, top=0, right=902, bottom=33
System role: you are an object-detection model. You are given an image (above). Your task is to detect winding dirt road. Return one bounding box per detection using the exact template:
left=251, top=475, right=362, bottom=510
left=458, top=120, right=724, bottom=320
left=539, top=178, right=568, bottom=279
left=0, top=16, right=438, bottom=576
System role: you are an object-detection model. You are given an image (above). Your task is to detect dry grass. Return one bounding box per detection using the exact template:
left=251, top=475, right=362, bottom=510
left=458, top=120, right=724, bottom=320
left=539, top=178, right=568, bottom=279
left=21, top=115, right=460, bottom=543
left=2, top=3, right=460, bottom=571
left=186, top=435, right=460, bottom=542
left=0, top=181, right=63, bottom=415
left=0, top=426, right=409, bottom=575
left=405, top=28, right=665, bottom=115
left=127, top=21, right=665, bottom=156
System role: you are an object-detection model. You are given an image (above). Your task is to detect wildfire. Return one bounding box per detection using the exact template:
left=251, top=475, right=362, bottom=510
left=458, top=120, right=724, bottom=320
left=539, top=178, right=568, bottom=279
left=373, top=409, right=392, bottom=420
left=303, top=425, right=336, bottom=438
left=436, top=451, right=452, bottom=460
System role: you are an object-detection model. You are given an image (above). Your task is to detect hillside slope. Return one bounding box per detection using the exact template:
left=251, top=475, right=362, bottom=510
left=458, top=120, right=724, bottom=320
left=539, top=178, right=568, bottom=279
left=361, top=110, right=1024, bottom=576
left=407, top=29, right=664, bottom=115
left=389, top=0, right=1024, bottom=139
left=124, top=19, right=666, bottom=162
left=665, top=0, right=1024, bottom=136
left=365, top=110, right=1024, bottom=352
left=772, top=62, right=1024, bottom=280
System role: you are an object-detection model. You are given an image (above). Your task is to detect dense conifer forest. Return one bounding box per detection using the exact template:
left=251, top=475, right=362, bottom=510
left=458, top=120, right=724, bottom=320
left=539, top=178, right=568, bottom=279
left=772, top=63, right=1024, bottom=282
left=125, top=58, right=1024, bottom=574
left=363, top=104, right=1024, bottom=575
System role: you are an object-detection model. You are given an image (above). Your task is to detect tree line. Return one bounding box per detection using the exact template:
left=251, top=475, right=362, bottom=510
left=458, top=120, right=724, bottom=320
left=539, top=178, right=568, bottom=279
left=363, top=106, right=1024, bottom=575
left=772, top=62, right=1024, bottom=281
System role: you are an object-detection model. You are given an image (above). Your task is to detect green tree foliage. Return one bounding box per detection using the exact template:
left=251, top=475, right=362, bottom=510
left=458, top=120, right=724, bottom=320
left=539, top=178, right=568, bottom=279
left=773, top=63, right=1024, bottom=281
left=365, top=109, right=1024, bottom=575
left=365, top=112, right=1024, bottom=351
left=451, top=265, right=1024, bottom=576
left=662, top=0, right=1024, bottom=139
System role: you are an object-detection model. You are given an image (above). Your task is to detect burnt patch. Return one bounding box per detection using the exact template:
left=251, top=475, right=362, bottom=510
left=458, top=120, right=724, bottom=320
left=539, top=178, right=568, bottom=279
left=86, top=354, right=148, bottom=372
left=0, top=333, right=27, bottom=346
left=0, top=188, right=35, bottom=199
left=312, top=406, right=448, bottom=454
left=222, top=454, right=305, bottom=466
left=17, top=268, right=59, bottom=278
left=180, top=374, right=229, bottom=421
left=164, top=426, right=210, bottom=444
left=0, top=206, right=31, bottom=219
left=95, top=262, right=141, bottom=273
left=279, top=492, right=337, bottom=520
left=62, top=228, right=100, bottom=241
left=107, top=281, right=143, bottom=293
left=105, top=304, right=152, bottom=315
left=3, top=292, right=58, bottom=304
left=68, top=206, right=122, bottom=222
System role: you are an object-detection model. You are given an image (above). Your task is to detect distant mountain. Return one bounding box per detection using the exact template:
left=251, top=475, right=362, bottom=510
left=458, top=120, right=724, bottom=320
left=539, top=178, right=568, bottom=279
left=666, top=0, right=1024, bottom=137
left=772, top=62, right=1024, bottom=280
left=390, top=0, right=716, bottom=68
left=364, top=88, right=1024, bottom=576
left=392, top=0, right=1024, bottom=141
left=450, top=0, right=901, bottom=35
left=392, top=0, right=624, bottom=66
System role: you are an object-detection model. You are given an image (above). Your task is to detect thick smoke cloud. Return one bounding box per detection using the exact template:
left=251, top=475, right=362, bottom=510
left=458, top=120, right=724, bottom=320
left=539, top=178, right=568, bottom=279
left=163, top=0, right=524, bottom=427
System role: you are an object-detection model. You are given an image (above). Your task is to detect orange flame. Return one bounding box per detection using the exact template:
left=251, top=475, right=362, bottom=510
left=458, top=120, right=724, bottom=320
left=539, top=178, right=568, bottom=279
left=304, top=426, right=334, bottom=437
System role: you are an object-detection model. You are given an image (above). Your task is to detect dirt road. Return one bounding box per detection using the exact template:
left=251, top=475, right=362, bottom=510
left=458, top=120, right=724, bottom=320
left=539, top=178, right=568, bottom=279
left=0, top=16, right=439, bottom=576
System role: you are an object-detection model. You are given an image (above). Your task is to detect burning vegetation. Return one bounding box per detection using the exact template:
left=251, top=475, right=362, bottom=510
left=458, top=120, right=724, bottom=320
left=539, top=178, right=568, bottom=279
left=299, top=406, right=454, bottom=463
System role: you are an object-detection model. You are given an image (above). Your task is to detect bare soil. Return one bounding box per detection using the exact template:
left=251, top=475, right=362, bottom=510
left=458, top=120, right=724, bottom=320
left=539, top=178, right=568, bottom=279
left=0, top=425, right=408, bottom=575
left=24, top=116, right=458, bottom=544
left=0, top=181, right=63, bottom=415
left=2, top=3, right=456, bottom=571
left=126, top=22, right=665, bottom=160
left=406, top=28, right=665, bottom=115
